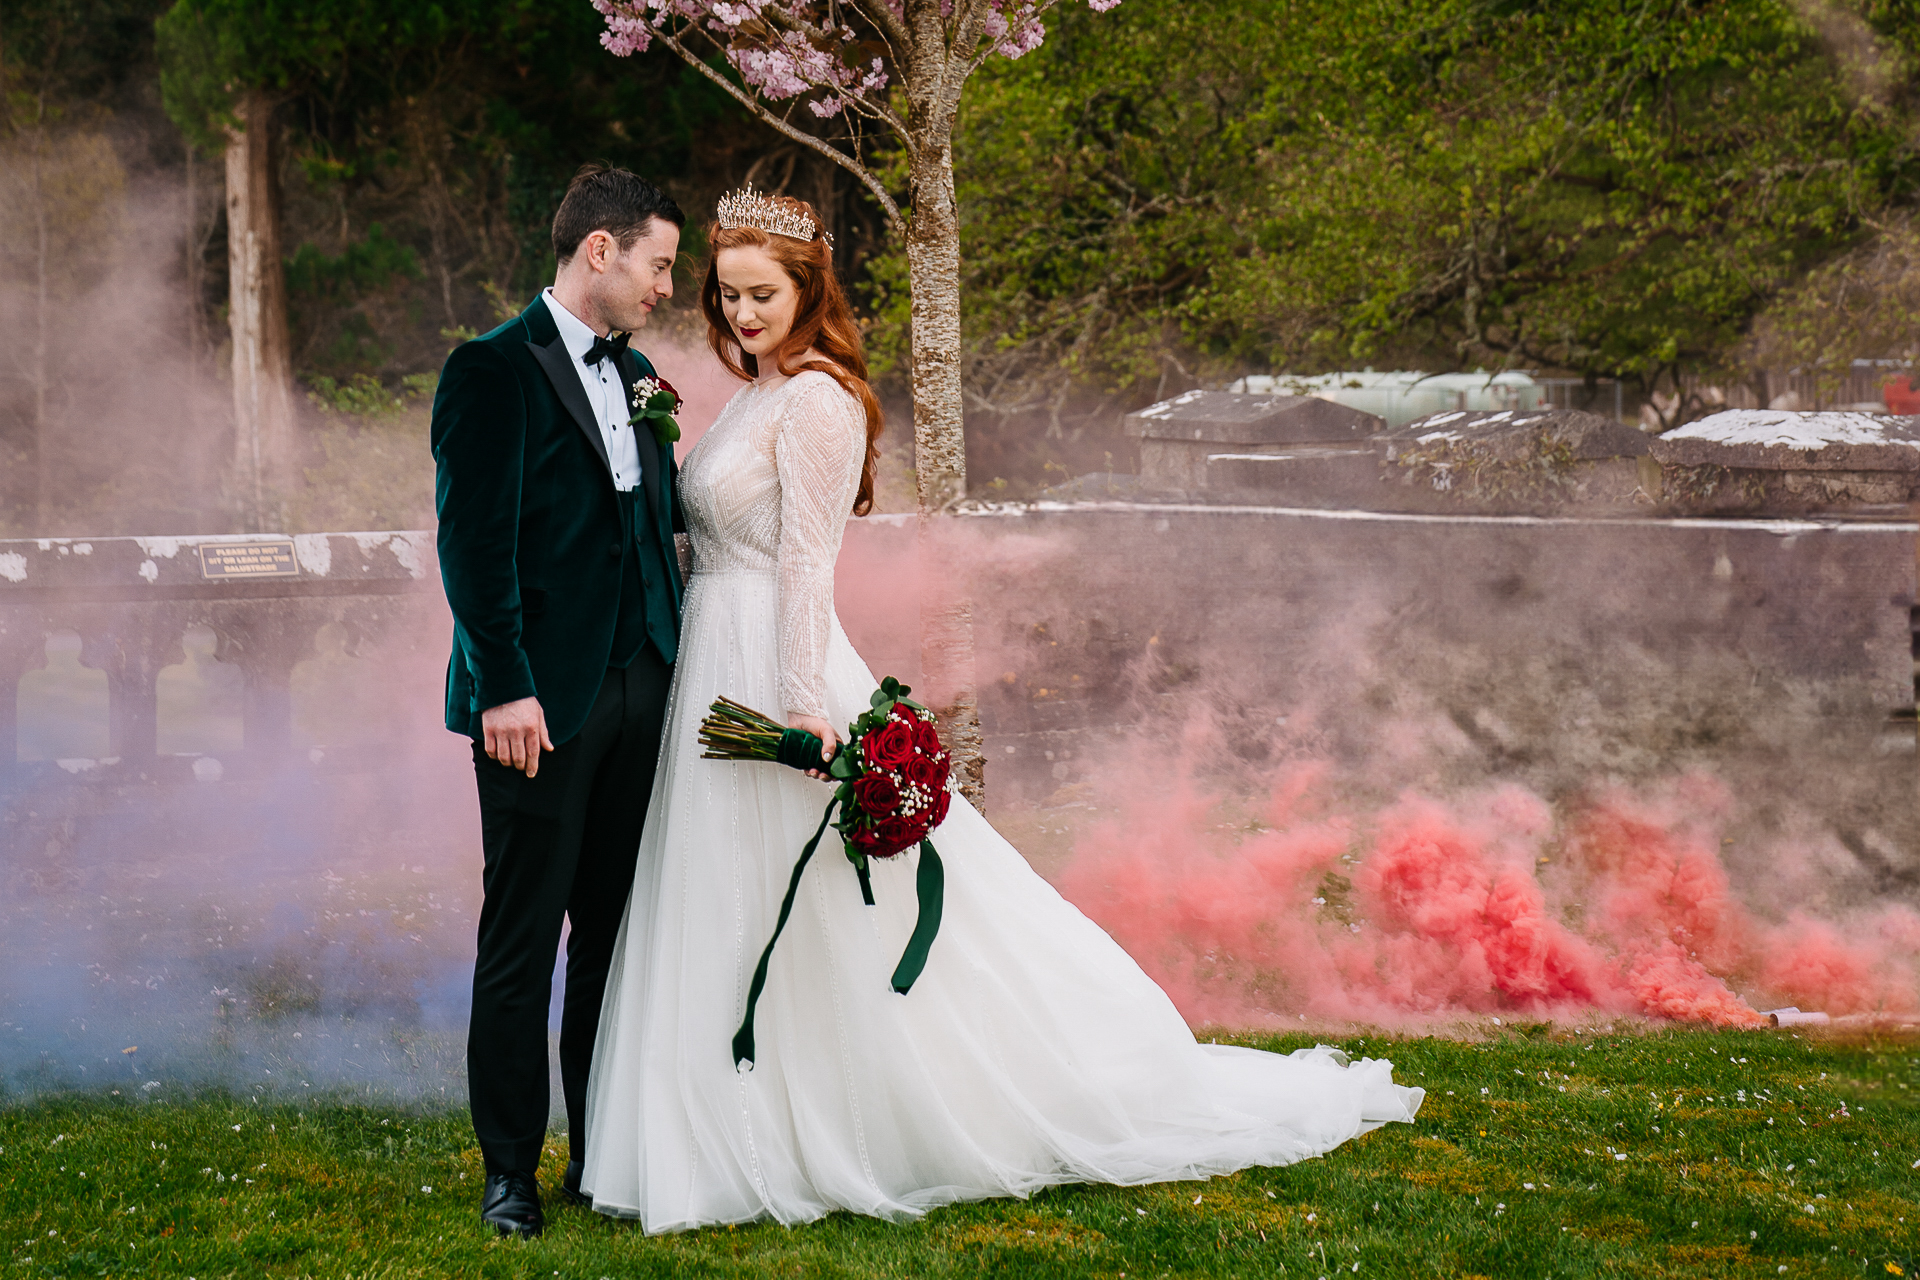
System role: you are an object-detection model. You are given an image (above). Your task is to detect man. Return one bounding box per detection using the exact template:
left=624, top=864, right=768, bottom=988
left=431, top=164, right=685, bottom=1238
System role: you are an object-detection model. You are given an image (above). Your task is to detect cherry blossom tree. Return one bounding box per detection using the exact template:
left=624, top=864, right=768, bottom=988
left=595, top=0, right=1121, bottom=801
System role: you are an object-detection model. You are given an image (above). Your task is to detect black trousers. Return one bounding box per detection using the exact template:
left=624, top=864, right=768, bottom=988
left=467, top=653, right=671, bottom=1176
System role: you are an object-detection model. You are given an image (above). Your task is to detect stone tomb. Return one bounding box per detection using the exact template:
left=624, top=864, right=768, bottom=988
left=1373, top=407, right=1656, bottom=513
left=1649, top=410, right=1920, bottom=514
left=1124, top=390, right=1384, bottom=498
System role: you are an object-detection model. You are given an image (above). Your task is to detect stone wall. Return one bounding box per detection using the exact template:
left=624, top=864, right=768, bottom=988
left=5, top=509, right=1915, bottom=887
left=919, top=505, right=1918, bottom=881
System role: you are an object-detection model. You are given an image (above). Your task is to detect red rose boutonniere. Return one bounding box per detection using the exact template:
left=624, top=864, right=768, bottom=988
left=629, top=375, right=682, bottom=445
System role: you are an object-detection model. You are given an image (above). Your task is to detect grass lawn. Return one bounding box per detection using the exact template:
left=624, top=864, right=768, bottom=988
left=2, top=1026, right=1916, bottom=1279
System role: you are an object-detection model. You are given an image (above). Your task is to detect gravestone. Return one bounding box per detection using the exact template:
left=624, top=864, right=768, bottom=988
left=1372, top=407, right=1656, bottom=513
left=1649, top=410, right=1920, bottom=513
left=1124, top=390, right=1384, bottom=498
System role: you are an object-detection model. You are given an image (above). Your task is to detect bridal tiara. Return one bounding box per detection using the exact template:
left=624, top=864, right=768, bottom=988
left=716, top=184, right=834, bottom=252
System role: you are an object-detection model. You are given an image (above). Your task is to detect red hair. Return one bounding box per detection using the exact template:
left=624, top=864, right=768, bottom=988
left=701, top=196, right=884, bottom=516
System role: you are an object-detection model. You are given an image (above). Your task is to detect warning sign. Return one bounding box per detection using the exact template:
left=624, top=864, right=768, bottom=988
left=197, top=540, right=299, bottom=580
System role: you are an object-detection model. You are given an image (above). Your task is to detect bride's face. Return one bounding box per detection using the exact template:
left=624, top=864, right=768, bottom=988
left=715, top=246, right=800, bottom=366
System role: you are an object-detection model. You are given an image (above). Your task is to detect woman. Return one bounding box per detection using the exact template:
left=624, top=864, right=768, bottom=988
left=580, top=188, right=1422, bottom=1232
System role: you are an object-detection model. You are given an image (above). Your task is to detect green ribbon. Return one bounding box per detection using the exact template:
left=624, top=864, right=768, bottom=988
left=732, top=812, right=947, bottom=1069
left=776, top=728, right=828, bottom=773
left=890, top=840, right=944, bottom=994
left=733, top=796, right=840, bottom=1070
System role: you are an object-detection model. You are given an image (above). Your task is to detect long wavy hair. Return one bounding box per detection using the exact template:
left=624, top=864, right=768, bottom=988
left=700, top=196, right=884, bottom=516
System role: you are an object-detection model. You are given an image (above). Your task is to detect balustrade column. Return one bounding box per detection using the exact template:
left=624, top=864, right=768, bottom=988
left=77, top=605, right=188, bottom=762
left=211, top=602, right=323, bottom=759
left=0, top=611, right=49, bottom=768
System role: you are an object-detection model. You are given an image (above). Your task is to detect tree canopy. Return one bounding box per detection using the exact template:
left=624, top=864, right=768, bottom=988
left=914, top=0, right=1920, bottom=467
left=10, top=0, right=1920, bottom=527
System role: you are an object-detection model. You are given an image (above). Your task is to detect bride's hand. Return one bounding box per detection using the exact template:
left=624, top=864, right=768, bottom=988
left=787, top=713, right=840, bottom=780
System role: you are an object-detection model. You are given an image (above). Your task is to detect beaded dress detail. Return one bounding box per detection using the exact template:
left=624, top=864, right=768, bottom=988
left=581, top=372, right=1423, bottom=1232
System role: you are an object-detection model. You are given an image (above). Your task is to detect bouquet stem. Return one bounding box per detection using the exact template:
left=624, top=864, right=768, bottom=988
left=700, top=697, right=831, bottom=773
left=698, top=696, right=786, bottom=760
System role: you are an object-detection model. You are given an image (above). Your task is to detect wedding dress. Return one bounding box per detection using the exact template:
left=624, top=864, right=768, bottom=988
left=581, top=370, right=1422, bottom=1231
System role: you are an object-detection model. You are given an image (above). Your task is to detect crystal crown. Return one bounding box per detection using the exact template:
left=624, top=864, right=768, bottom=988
left=716, top=184, right=833, bottom=250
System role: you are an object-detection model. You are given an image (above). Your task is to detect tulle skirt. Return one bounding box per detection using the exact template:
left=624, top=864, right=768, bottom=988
left=581, top=569, right=1423, bottom=1232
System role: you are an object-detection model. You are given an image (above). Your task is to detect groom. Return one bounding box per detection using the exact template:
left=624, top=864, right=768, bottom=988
left=431, top=163, right=686, bottom=1238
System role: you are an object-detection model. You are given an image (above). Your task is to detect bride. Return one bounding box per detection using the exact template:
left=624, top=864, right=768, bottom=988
left=580, top=188, right=1423, bottom=1231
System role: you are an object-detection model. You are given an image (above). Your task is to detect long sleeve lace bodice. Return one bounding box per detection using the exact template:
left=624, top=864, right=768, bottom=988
left=678, top=370, right=867, bottom=718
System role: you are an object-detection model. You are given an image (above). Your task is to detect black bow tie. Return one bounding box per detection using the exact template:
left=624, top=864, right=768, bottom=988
left=582, top=331, right=630, bottom=368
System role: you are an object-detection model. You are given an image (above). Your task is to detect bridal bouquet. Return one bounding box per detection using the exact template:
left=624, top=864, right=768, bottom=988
left=699, top=676, right=951, bottom=1068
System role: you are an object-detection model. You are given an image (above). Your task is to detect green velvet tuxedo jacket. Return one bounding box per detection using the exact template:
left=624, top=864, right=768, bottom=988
left=431, top=295, right=685, bottom=744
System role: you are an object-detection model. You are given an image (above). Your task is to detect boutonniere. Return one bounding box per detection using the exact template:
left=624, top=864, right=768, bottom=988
left=629, top=375, right=682, bottom=445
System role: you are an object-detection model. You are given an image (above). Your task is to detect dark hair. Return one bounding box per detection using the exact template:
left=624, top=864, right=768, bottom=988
left=700, top=196, right=885, bottom=518
left=551, top=163, right=685, bottom=264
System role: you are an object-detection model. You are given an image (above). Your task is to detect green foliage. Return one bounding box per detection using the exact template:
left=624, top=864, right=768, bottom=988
left=935, top=0, right=1915, bottom=426
left=1744, top=210, right=1920, bottom=397
left=3, top=0, right=167, bottom=142
left=151, top=0, right=229, bottom=152
left=154, top=0, right=749, bottom=321
left=156, top=0, right=459, bottom=145
left=285, top=224, right=421, bottom=302
left=304, top=369, right=436, bottom=418
left=2, top=1028, right=1915, bottom=1277
left=304, top=373, right=402, bottom=417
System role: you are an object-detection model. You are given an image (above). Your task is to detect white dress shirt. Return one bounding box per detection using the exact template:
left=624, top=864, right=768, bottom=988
left=544, top=287, right=642, bottom=493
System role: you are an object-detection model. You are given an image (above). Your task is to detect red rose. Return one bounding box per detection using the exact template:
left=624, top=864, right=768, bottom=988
left=911, top=717, right=942, bottom=757
left=655, top=375, right=681, bottom=409
left=851, top=772, right=901, bottom=818
left=929, top=787, right=951, bottom=828
left=902, top=752, right=943, bottom=789
left=863, top=718, right=915, bottom=770
left=868, top=815, right=922, bottom=858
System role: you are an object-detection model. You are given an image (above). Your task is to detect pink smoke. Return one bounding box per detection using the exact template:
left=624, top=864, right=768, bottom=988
left=1051, top=754, right=1920, bottom=1030
left=648, top=337, right=745, bottom=455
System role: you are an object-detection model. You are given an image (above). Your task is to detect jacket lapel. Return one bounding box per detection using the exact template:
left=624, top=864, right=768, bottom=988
left=525, top=306, right=612, bottom=480
left=618, top=348, right=667, bottom=540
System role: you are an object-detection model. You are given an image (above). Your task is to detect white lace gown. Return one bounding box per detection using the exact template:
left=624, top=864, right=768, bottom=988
left=581, top=370, right=1423, bottom=1231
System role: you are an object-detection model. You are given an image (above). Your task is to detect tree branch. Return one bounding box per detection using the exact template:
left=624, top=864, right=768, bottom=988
left=845, top=0, right=911, bottom=54
left=961, top=0, right=1066, bottom=81
left=652, top=27, right=904, bottom=229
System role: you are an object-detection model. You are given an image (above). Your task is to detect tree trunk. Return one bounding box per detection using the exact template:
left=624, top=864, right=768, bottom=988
left=31, top=99, right=51, bottom=531
left=903, top=64, right=985, bottom=805
left=224, top=88, right=296, bottom=532
left=185, top=147, right=206, bottom=382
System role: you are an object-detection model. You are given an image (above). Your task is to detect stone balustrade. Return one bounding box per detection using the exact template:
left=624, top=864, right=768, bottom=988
left=0, top=533, right=445, bottom=782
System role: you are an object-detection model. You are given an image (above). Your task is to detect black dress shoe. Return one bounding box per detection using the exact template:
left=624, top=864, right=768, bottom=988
left=480, top=1170, right=544, bottom=1238
left=560, top=1159, right=591, bottom=1207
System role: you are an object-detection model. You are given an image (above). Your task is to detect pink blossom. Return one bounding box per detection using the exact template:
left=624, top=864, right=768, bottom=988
left=595, top=1, right=1121, bottom=101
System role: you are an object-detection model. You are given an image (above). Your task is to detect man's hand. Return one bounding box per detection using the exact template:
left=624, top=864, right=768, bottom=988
left=482, top=697, right=553, bottom=777
left=786, top=713, right=840, bottom=781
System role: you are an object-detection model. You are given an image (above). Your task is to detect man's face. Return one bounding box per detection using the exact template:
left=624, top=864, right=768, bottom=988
left=588, top=218, right=680, bottom=331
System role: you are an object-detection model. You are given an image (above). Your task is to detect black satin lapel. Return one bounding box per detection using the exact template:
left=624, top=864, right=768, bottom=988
left=618, top=349, right=666, bottom=538
left=527, top=337, right=611, bottom=478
